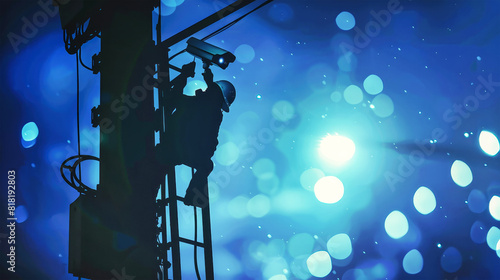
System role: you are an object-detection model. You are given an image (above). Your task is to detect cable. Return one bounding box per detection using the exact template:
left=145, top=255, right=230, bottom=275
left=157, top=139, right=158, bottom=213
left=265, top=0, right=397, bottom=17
left=78, top=49, right=93, bottom=72
left=168, top=0, right=274, bottom=62
left=194, top=205, right=201, bottom=280
left=76, top=54, right=82, bottom=184
left=192, top=167, right=202, bottom=280
left=60, top=54, right=98, bottom=195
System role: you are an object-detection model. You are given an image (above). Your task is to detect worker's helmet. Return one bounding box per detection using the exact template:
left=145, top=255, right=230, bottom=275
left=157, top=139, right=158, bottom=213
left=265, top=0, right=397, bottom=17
left=215, top=80, right=236, bottom=112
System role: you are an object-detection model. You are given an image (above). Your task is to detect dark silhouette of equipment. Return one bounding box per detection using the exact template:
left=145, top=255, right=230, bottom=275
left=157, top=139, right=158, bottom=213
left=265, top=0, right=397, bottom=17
left=186, top=37, right=236, bottom=69
left=57, top=0, right=273, bottom=279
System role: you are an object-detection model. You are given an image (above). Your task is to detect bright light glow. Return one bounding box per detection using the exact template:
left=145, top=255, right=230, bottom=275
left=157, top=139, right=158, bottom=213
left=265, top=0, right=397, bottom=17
left=247, top=194, right=271, bottom=218
left=306, top=251, right=332, bottom=278
left=487, top=226, right=500, bottom=250
left=319, top=134, right=355, bottom=165
left=440, top=247, right=462, bottom=273
left=300, top=168, right=325, bottom=191
left=343, top=85, right=363, bottom=104
left=489, top=196, right=500, bottom=221
left=468, top=189, right=487, bottom=213
left=413, top=186, right=436, bottom=215
left=22, top=122, right=39, bottom=142
left=336, top=11, right=355, bottom=31
left=450, top=160, right=473, bottom=187
left=371, top=94, right=394, bottom=118
left=218, top=57, right=225, bottom=64
left=363, top=74, right=384, bottom=95
left=479, top=130, right=500, bottom=156
left=403, top=249, right=423, bottom=274
left=327, top=233, right=352, bottom=260
left=384, top=210, right=409, bottom=239
left=314, top=176, right=344, bottom=204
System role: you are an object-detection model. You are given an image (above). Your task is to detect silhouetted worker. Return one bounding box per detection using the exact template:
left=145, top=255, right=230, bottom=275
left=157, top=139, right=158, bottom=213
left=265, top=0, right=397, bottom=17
left=164, top=61, right=235, bottom=207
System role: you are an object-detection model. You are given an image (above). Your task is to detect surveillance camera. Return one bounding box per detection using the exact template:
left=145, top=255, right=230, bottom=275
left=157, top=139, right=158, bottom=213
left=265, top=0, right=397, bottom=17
left=186, top=37, right=236, bottom=70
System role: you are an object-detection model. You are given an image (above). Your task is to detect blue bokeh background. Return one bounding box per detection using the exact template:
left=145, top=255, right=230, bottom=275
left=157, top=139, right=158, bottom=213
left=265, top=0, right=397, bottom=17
left=2, top=0, right=500, bottom=279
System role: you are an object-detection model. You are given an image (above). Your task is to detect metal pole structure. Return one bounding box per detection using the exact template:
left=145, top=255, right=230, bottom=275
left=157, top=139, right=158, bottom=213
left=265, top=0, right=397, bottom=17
left=97, top=1, right=159, bottom=278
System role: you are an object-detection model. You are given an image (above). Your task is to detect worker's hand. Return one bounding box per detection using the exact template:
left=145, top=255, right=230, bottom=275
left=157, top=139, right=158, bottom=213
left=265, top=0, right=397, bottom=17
left=202, top=67, right=214, bottom=84
left=181, top=61, right=196, bottom=78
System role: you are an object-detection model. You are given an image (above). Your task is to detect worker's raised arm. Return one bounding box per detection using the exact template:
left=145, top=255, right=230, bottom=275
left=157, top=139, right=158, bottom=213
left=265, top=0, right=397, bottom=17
left=168, top=62, right=196, bottom=96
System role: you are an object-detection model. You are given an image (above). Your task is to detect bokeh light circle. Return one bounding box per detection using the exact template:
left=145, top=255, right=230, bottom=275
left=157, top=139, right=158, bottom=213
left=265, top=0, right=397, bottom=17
left=14, top=205, right=29, bottom=223
left=343, top=85, right=363, bottom=105
left=470, top=220, right=487, bottom=244
left=363, top=74, right=384, bottom=95
left=227, top=196, right=249, bottom=219
left=489, top=195, right=500, bottom=221
left=336, top=11, right=355, bottom=31
left=319, top=134, right=355, bottom=165
left=215, top=142, right=239, bottom=166
left=257, top=174, right=280, bottom=195
left=479, top=130, right=500, bottom=156
left=403, top=249, right=423, bottom=274
left=314, top=176, right=344, bottom=204
left=413, top=186, right=436, bottom=215
left=269, top=275, right=287, bottom=280
left=272, top=100, right=295, bottom=122
left=487, top=226, right=500, bottom=250
left=162, top=0, right=184, bottom=8
left=268, top=3, right=294, bottom=23
left=450, top=160, right=473, bottom=187
left=300, top=168, right=325, bottom=191
left=327, top=233, right=352, bottom=260
left=22, top=122, right=39, bottom=142
left=497, top=240, right=500, bottom=258
left=288, top=233, right=315, bottom=258
left=467, top=189, right=487, bottom=213
left=384, top=211, right=409, bottom=239
left=235, top=44, right=256, bottom=64
left=330, top=91, right=342, bottom=102
left=371, top=94, right=394, bottom=118
left=183, top=79, right=207, bottom=96
left=337, top=53, right=357, bottom=72
left=306, top=251, right=332, bottom=278
left=440, top=247, right=462, bottom=273
left=252, top=158, right=276, bottom=179
left=247, top=194, right=271, bottom=218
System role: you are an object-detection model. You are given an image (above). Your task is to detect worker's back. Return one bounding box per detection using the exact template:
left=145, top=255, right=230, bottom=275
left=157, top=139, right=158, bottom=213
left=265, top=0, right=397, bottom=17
left=168, top=86, right=224, bottom=167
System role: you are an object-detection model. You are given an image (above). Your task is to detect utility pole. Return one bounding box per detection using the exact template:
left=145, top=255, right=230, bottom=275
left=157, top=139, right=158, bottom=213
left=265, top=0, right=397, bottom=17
left=60, top=0, right=268, bottom=279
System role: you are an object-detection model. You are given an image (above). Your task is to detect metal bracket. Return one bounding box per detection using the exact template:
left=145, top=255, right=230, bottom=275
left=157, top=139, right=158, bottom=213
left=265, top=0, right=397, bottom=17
left=91, top=106, right=102, bottom=127
left=92, top=52, right=101, bottom=74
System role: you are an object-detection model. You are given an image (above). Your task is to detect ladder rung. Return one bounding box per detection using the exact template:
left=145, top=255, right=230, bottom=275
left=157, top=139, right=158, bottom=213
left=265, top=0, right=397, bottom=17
left=166, top=237, right=206, bottom=248
left=157, top=196, right=186, bottom=206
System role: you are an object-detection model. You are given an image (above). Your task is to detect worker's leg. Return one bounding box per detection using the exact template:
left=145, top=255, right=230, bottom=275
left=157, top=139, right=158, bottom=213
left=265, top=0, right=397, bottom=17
left=184, top=160, right=213, bottom=207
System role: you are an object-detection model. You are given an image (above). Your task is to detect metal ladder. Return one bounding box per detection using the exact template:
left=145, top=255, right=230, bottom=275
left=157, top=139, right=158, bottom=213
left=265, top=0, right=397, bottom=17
left=157, top=166, right=215, bottom=280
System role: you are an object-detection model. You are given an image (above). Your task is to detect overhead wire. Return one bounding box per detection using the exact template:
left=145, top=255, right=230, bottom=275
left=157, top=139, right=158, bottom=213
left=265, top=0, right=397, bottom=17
left=168, top=0, right=274, bottom=62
